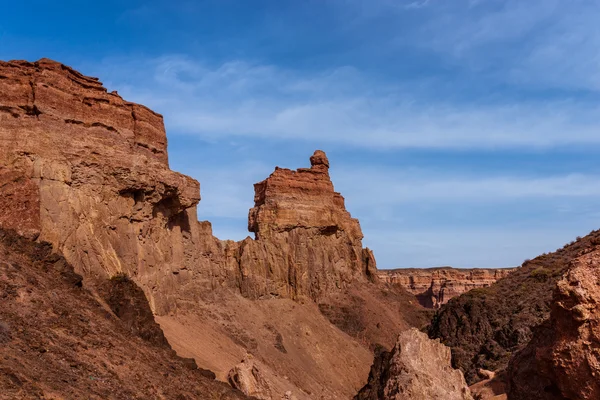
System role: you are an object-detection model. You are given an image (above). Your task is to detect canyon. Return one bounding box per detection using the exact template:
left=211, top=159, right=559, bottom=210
left=378, top=267, right=514, bottom=308
left=0, top=58, right=379, bottom=310
left=0, top=58, right=428, bottom=399
left=429, top=229, right=600, bottom=392
left=2, top=58, right=599, bottom=400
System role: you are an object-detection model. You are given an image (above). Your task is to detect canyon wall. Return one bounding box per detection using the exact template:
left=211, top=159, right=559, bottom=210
left=428, top=230, right=600, bottom=385
left=0, top=58, right=211, bottom=314
left=0, top=58, right=423, bottom=399
left=378, top=267, right=514, bottom=308
left=0, top=58, right=374, bottom=314
left=508, top=247, right=600, bottom=400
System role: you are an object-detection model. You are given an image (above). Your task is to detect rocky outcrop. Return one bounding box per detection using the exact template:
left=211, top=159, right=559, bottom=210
left=507, top=248, right=600, bottom=400
left=228, top=357, right=273, bottom=400
left=240, top=149, right=375, bottom=300
left=355, top=328, right=473, bottom=400
left=378, top=267, right=514, bottom=308
left=428, top=230, right=600, bottom=385
left=0, top=58, right=374, bottom=313
left=0, top=58, right=430, bottom=400
left=0, top=58, right=206, bottom=314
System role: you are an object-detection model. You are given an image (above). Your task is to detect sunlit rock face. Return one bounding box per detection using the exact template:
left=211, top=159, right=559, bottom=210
left=0, top=59, right=375, bottom=312
left=0, top=58, right=213, bottom=314
left=378, top=267, right=514, bottom=308
left=242, top=149, right=376, bottom=300
left=508, top=248, right=600, bottom=400
left=355, top=328, right=473, bottom=400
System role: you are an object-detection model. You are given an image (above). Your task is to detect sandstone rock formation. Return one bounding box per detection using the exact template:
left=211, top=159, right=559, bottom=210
left=378, top=267, right=514, bottom=308
left=0, top=58, right=374, bottom=314
left=1, top=58, right=431, bottom=400
left=507, top=248, right=600, bottom=400
left=428, top=230, right=600, bottom=385
left=0, top=58, right=204, bottom=315
left=241, top=149, right=376, bottom=300
left=355, top=328, right=473, bottom=400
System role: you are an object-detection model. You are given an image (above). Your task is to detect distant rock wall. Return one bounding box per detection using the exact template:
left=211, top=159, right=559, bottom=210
left=378, top=267, right=514, bottom=308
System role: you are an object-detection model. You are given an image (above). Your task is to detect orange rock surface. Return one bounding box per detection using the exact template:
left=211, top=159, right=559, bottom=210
left=378, top=267, right=514, bottom=308
left=0, top=58, right=424, bottom=399
left=508, top=247, right=600, bottom=400
left=0, top=59, right=374, bottom=312
left=355, top=328, right=473, bottom=400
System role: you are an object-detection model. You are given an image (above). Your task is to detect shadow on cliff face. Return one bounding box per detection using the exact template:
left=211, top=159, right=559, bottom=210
left=0, top=228, right=247, bottom=399
left=97, top=272, right=170, bottom=347
left=428, top=229, right=600, bottom=385
left=95, top=272, right=218, bottom=380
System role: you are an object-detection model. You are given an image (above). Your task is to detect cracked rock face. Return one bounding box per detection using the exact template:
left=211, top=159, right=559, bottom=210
left=0, top=59, right=203, bottom=314
left=508, top=249, right=600, bottom=400
left=0, top=58, right=375, bottom=313
left=355, top=328, right=473, bottom=400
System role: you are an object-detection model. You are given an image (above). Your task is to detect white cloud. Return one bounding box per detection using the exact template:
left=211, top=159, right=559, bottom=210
left=404, top=0, right=600, bottom=90
left=366, top=225, right=600, bottom=268
left=93, top=55, right=600, bottom=150
left=403, top=0, right=432, bottom=10
left=332, top=170, right=600, bottom=207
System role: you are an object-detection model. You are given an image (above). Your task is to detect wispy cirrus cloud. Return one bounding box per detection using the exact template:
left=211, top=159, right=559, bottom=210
left=394, top=0, right=600, bottom=90
left=334, top=170, right=600, bottom=206
left=93, top=54, right=600, bottom=151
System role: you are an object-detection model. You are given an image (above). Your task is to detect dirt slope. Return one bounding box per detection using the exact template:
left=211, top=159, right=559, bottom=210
left=0, top=228, right=249, bottom=400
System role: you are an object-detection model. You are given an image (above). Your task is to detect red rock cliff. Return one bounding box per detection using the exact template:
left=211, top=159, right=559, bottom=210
left=508, top=248, right=600, bottom=400
left=378, top=267, right=514, bottom=308
left=0, top=58, right=375, bottom=312
left=0, top=59, right=207, bottom=314
left=238, top=149, right=376, bottom=300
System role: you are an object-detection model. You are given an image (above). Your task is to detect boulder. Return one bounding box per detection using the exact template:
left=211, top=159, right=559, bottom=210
left=356, top=328, right=473, bottom=400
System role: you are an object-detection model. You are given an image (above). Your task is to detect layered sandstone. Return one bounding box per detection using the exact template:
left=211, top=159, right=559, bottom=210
left=240, top=150, right=376, bottom=300
left=0, top=58, right=205, bottom=314
left=508, top=248, right=600, bottom=400
left=355, top=328, right=473, bottom=400
left=379, top=267, right=514, bottom=308
left=0, top=59, right=375, bottom=314
left=1, top=58, right=410, bottom=399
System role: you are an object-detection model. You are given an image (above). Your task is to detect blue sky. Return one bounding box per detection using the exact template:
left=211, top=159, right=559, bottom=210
left=2, top=0, right=600, bottom=268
